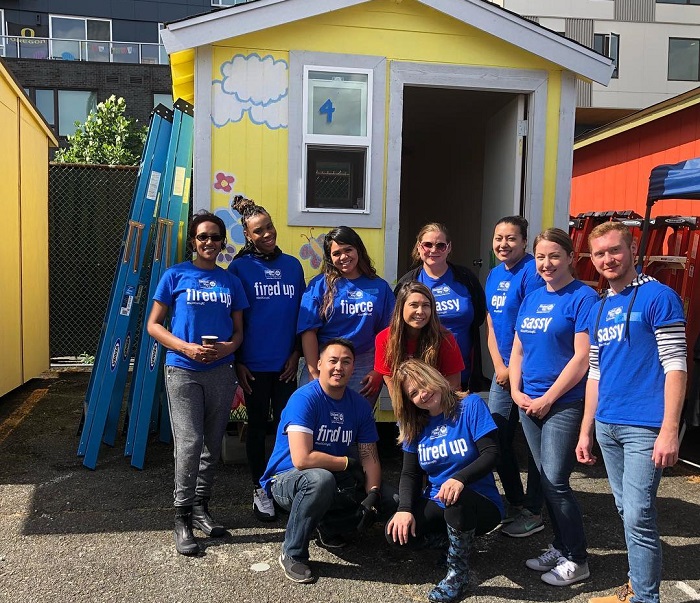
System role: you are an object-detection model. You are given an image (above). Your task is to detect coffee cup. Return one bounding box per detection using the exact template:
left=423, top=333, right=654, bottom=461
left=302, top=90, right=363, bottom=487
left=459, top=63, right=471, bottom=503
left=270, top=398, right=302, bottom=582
left=201, top=335, right=218, bottom=346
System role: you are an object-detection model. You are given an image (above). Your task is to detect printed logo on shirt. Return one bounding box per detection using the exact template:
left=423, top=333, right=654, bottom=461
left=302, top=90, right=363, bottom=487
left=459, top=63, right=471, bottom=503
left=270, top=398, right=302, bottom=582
left=347, top=290, right=364, bottom=300
left=317, top=424, right=353, bottom=446
left=597, top=323, right=625, bottom=345
left=519, top=316, right=553, bottom=333
left=433, top=285, right=451, bottom=297
left=186, top=287, right=232, bottom=307
left=536, top=304, right=554, bottom=314
left=491, top=293, right=507, bottom=311
left=436, top=299, right=460, bottom=313
left=264, top=269, right=282, bottom=280
left=418, top=437, right=471, bottom=464
left=340, top=298, right=374, bottom=315
left=606, top=306, right=623, bottom=322
left=198, top=278, right=217, bottom=289
left=330, top=411, right=344, bottom=425
left=497, top=281, right=511, bottom=292
left=429, top=425, right=449, bottom=439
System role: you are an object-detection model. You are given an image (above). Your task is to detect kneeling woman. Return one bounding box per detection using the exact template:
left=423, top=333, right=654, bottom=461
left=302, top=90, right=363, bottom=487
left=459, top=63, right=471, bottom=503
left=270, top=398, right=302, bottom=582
left=386, top=360, right=503, bottom=603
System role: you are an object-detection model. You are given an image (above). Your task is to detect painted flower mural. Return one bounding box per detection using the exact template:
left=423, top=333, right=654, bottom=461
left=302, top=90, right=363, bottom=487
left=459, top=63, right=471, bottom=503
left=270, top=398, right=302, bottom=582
left=214, top=172, right=236, bottom=193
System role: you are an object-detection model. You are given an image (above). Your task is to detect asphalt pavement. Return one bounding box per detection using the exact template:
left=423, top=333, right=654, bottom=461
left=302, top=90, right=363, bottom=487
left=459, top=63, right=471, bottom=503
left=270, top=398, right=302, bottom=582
left=0, top=370, right=699, bottom=603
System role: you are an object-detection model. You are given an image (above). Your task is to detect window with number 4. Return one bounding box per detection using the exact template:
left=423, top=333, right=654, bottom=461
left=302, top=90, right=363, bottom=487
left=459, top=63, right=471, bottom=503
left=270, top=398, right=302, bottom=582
left=302, top=67, right=371, bottom=211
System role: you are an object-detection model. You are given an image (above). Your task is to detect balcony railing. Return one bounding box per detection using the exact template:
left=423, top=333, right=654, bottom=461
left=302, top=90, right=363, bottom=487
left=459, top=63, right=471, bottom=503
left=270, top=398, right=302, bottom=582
left=0, top=35, right=168, bottom=65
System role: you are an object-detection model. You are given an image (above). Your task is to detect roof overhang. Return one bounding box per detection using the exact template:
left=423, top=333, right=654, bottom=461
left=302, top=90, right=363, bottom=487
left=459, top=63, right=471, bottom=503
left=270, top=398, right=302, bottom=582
left=161, top=0, right=613, bottom=85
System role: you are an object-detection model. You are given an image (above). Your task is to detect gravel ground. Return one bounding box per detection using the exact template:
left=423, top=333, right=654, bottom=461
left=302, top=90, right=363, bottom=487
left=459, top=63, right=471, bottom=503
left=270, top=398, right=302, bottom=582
left=0, top=371, right=699, bottom=603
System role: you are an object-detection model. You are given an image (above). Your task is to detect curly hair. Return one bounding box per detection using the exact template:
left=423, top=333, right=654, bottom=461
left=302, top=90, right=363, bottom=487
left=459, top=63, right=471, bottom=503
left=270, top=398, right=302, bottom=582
left=230, top=194, right=271, bottom=257
left=392, top=359, right=464, bottom=445
left=386, top=282, right=445, bottom=377
left=319, top=226, right=377, bottom=320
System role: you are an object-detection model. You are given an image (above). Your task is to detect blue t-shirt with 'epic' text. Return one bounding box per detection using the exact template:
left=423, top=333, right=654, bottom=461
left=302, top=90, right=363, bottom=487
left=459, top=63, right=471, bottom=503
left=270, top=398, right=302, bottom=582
left=516, top=279, right=597, bottom=404
left=228, top=253, right=305, bottom=372
left=297, top=274, right=395, bottom=354
left=259, top=379, right=379, bottom=496
left=153, top=261, right=249, bottom=370
left=485, top=254, right=544, bottom=366
left=403, top=396, right=503, bottom=514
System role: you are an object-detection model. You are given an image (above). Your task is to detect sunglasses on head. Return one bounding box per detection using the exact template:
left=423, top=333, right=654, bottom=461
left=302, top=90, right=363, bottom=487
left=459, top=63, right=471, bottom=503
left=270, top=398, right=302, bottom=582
left=195, top=233, right=224, bottom=242
left=419, top=241, right=448, bottom=252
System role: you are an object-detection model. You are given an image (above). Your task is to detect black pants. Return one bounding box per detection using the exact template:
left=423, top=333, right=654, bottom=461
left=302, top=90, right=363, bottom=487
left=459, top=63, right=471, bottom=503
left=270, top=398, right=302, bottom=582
left=245, top=371, right=296, bottom=485
left=385, top=488, right=501, bottom=546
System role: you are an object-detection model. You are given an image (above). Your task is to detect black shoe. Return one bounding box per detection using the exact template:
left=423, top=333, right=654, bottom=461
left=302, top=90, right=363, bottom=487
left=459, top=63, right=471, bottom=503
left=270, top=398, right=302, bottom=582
left=316, top=528, right=347, bottom=549
left=278, top=553, right=315, bottom=583
left=192, top=498, right=226, bottom=537
left=174, top=507, right=200, bottom=556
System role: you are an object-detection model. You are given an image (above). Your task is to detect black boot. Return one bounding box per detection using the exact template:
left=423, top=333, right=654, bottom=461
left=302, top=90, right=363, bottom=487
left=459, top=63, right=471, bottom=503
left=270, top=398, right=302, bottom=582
left=427, top=525, right=474, bottom=603
left=174, top=506, right=200, bottom=556
left=192, top=497, right=226, bottom=537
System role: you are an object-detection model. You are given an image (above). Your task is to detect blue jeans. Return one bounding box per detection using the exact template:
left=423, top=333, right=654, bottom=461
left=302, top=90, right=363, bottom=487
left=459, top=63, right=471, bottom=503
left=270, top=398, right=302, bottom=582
left=520, top=401, right=587, bottom=562
left=488, top=377, right=542, bottom=513
left=596, top=421, right=663, bottom=603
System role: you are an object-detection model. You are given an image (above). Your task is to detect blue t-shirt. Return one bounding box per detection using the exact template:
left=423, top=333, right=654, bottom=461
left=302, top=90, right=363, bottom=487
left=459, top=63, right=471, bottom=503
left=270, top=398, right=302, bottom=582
left=297, top=274, right=395, bottom=354
left=228, top=253, right=305, bottom=372
left=590, top=279, right=685, bottom=428
left=485, top=254, right=544, bottom=366
left=516, top=280, right=597, bottom=404
left=417, top=268, right=475, bottom=385
left=403, top=396, right=503, bottom=514
left=259, top=379, right=379, bottom=495
left=153, top=262, right=249, bottom=370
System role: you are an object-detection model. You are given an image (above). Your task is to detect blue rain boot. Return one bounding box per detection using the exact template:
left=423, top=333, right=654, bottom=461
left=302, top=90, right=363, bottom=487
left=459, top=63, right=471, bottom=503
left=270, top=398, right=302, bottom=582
left=427, top=524, right=474, bottom=603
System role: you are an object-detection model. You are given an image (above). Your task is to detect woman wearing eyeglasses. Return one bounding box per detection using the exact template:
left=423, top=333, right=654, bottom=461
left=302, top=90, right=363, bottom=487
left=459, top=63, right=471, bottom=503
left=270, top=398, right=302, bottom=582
left=147, top=210, right=249, bottom=556
left=297, top=226, right=395, bottom=405
left=395, top=223, right=487, bottom=394
left=227, top=196, right=306, bottom=524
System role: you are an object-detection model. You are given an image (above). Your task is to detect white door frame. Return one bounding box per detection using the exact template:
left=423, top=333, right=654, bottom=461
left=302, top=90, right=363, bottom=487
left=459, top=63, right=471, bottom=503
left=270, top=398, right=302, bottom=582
left=385, top=61, right=549, bottom=284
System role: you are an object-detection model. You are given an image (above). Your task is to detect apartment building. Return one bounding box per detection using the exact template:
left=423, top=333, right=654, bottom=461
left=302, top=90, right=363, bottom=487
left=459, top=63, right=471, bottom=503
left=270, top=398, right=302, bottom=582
left=490, top=0, right=700, bottom=131
left=0, top=0, right=247, bottom=139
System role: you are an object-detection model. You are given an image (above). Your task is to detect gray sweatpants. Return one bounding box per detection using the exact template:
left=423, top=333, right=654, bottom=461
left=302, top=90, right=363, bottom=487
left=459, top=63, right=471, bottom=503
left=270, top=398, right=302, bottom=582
left=165, top=362, right=237, bottom=507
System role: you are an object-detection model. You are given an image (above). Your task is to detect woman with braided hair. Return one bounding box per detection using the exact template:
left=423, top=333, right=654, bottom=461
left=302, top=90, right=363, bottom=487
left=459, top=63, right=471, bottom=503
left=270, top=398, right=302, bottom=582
left=227, top=195, right=306, bottom=523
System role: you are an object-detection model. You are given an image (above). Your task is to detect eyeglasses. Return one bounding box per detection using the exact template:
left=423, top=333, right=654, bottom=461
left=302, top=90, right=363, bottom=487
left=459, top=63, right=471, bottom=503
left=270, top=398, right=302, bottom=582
left=195, top=234, right=224, bottom=242
left=419, top=241, right=449, bottom=252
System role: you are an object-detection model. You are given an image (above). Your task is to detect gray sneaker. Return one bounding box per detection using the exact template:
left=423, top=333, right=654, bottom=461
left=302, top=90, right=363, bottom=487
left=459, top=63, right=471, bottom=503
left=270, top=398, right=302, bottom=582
left=526, top=545, right=563, bottom=571
left=501, top=503, right=523, bottom=525
left=540, top=557, right=590, bottom=586
left=279, top=553, right=315, bottom=583
left=501, top=509, right=544, bottom=538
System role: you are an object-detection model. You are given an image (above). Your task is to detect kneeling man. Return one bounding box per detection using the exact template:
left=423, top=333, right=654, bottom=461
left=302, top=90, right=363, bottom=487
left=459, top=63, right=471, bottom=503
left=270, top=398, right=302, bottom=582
left=260, top=337, right=396, bottom=583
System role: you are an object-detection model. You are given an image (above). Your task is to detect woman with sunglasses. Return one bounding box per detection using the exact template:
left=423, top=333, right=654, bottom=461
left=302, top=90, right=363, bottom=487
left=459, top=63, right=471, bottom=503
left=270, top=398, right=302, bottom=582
left=508, top=228, right=597, bottom=587
left=374, top=281, right=464, bottom=405
left=484, top=215, right=545, bottom=538
left=396, top=223, right=487, bottom=393
left=386, top=359, right=502, bottom=603
left=147, top=210, right=248, bottom=556
left=297, top=226, right=394, bottom=405
left=227, top=196, right=306, bottom=524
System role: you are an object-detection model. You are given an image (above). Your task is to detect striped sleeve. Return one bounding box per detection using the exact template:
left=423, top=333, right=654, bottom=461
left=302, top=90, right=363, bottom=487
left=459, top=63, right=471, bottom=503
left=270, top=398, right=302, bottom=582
left=588, top=344, right=600, bottom=381
left=654, top=323, right=687, bottom=373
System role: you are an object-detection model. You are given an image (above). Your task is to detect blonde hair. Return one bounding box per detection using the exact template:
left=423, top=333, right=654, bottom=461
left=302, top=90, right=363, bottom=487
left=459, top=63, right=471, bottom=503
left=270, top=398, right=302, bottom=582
left=392, top=359, right=465, bottom=445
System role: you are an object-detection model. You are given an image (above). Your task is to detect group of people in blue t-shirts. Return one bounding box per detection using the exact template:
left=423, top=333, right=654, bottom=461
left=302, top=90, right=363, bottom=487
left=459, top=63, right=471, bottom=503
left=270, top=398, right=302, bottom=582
left=146, top=199, right=687, bottom=603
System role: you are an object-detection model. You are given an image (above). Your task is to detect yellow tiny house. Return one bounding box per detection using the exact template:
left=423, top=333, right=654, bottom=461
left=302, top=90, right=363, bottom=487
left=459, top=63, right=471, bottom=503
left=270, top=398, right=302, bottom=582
left=161, top=0, right=612, bottom=284
left=0, top=59, right=58, bottom=397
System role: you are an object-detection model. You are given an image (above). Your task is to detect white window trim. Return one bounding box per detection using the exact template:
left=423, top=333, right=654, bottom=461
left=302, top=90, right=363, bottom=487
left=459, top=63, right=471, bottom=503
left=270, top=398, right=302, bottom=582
left=0, top=10, right=5, bottom=54
left=289, top=51, right=386, bottom=228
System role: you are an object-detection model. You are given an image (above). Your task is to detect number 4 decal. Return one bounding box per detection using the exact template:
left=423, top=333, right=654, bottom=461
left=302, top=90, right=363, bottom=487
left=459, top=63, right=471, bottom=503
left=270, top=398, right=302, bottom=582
left=320, top=98, right=335, bottom=123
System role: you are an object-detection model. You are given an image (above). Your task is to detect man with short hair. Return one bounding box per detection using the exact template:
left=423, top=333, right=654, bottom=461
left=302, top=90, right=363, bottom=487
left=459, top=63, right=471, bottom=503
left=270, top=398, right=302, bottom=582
left=576, top=222, right=687, bottom=603
left=260, top=337, right=396, bottom=583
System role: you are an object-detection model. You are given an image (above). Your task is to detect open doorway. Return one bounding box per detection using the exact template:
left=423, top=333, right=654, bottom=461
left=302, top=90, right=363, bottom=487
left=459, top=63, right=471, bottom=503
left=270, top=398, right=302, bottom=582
left=397, top=86, right=526, bottom=283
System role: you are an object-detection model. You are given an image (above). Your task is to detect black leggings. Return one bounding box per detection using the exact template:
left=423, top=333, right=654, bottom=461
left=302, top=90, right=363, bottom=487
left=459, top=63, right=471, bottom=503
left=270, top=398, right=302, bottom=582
left=386, top=488, right=501, bottom=545
left=244, top=371, right=296, bottom=485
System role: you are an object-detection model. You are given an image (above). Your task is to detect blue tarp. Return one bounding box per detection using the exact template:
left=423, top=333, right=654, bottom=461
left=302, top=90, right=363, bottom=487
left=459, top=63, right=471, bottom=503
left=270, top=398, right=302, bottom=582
left=648, top=157, right=700, bottom=201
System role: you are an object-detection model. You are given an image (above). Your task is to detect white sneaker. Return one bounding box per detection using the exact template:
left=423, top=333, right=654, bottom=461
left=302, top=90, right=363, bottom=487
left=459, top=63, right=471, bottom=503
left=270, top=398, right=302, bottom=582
left=253, top=487, right=276, bottom=522
left=540, top=557, right=590, bottom=586
left=525, top=544, right=564, bottom=571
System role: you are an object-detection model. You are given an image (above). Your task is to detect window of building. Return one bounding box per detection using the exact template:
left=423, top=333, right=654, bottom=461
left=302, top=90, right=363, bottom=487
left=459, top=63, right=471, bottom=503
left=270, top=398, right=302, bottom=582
left=0, top=10, right=5, bottom=57
left=49, top=15, right=111, bottom=61
left=26, top=88, right=97, bottom=136
left=154, top=93, right=173, bottom=108
left=594, top=33, right=619, bottom=78
left=668, top=38, right=700, bottom=80
left=657, top=1, right=700, bottom=5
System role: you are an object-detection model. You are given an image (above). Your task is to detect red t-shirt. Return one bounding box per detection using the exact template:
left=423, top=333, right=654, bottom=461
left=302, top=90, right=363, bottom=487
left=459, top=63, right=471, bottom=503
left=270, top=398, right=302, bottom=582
left=373, top=326, right=465, bottom=377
